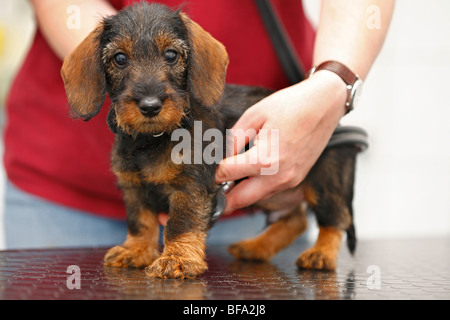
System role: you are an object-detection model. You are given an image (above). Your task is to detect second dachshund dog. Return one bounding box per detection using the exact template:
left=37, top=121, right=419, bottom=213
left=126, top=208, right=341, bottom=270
left=61, top=3, right=360, bottom=279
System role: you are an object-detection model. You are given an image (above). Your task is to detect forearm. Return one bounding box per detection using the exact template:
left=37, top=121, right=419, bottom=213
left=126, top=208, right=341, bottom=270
left=313, top=0, right=395, bottom=80
left=31, top=0, right=117, bottom=60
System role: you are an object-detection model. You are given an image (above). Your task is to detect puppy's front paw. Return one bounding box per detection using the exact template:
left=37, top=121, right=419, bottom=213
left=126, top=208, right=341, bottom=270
left=296, top=247, right=337, bottom=271
left=104, top=244, right=159, bottom=268
left=145, top=254, right=207, bottom=279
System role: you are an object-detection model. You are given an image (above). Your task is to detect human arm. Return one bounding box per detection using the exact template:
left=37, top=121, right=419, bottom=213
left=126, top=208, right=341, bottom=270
left=30, top=0, right=117, bottom=60
left=215, top=0, right=395, bottom=214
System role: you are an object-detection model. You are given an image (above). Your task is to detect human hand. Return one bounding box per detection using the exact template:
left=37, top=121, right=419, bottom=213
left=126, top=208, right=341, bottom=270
left=215, top=70, right=348, bottom=214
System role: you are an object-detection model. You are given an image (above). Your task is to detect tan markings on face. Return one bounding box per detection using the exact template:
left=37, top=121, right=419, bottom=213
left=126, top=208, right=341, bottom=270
left=114, top=93, right=186, bottom=136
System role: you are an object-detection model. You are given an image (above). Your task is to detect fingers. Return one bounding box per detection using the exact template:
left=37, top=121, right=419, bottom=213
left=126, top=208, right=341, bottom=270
left=216, top=135, right=280, bottom=184
left=217, top=110, right=275, bottom=183
left=216, top=101, right=281, bottom=213
left=222, top=175, right=277, bottom=214
left=216, top=146, right=271, bottom=183
left=225, top=108, right=265, bottom=156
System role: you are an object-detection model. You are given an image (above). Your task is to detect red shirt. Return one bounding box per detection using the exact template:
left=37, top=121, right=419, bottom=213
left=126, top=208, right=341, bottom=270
left=4, top=0, right=315, bottom=219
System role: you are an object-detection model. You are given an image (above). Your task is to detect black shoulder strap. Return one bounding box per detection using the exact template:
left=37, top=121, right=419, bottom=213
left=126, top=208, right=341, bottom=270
left=254, top=0, right=305, bottom=84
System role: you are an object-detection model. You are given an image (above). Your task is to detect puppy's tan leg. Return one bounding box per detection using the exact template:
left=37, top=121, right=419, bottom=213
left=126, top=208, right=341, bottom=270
left=296, top=226, right=342, bottom=271
left=228, top=205, right=308, bottom=261
left=145, top=190, right=210, bottom=279
left=297, top=146, right=359, bottom=271
left=146, top=231, right=207, bottom=279
left=104, top=187, right=160, bottom=268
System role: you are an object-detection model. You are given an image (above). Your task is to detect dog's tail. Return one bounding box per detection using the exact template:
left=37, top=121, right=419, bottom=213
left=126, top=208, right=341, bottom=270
left=346, top=222, right=357, bottom=255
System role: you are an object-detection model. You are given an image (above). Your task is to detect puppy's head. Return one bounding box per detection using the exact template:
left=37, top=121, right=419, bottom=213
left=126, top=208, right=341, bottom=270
left=61, top=3, right=229, bottom=136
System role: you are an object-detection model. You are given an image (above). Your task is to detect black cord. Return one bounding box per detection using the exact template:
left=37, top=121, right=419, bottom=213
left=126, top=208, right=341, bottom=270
left=254, top=0, right=305, bottom=84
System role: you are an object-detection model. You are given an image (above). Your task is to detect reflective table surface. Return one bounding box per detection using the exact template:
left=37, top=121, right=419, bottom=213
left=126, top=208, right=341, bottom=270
left=1, top=237, right=449, bottom=300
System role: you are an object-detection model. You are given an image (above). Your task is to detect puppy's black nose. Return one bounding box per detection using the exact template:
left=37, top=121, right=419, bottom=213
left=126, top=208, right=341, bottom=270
left=138, top=97, right=162, bottom=117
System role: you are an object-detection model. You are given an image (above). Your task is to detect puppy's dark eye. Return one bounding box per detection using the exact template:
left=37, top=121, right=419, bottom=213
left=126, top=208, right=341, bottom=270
left=163, top=49, right=179, bottom=65
left=113, top=52, right=128, bottom=67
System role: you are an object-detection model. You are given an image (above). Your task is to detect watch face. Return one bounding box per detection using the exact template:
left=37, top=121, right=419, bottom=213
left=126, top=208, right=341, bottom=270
left=350, top=79, right=363, bottom=110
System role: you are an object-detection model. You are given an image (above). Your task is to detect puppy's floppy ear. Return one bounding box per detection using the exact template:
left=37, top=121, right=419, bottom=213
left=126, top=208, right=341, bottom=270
left=61, top=24, right=106, bottom=121
left=180, top=13, right=229, bottom=107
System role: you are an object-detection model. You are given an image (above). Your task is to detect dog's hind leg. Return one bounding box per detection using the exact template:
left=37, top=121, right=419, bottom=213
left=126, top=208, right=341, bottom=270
left=228, top=204, right=308, bottom=261
left=296, top=226, right=343, bottom=271
left=296, top=146, right=358, bottom=271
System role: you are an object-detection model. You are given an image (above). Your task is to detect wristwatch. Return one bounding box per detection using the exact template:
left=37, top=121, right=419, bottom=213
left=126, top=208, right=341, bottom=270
left=308, top=60, right=363, bottom=114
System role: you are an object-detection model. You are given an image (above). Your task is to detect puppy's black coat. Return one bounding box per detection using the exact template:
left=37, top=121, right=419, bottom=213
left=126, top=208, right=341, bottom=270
left=61, top=3, right=360, bottom=278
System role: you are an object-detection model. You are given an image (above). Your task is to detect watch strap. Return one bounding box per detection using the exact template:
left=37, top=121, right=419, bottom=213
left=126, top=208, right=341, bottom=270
left=309, top=60, right=360, bottom=114
left=310, top=60, right=358, bottom=86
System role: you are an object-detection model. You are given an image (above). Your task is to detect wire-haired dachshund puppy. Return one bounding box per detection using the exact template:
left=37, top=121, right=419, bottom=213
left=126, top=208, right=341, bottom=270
left=61, top=3, right=360, bottom=279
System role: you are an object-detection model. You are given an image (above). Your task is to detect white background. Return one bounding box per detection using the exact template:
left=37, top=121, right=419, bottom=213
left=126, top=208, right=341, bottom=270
left=0, top=0, right=449, bottom=249
left=304, top=0, right=450, bottom=239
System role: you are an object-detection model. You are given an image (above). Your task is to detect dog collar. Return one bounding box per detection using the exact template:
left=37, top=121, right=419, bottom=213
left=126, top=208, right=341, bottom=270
left=152, top=132, right=164, bottom=138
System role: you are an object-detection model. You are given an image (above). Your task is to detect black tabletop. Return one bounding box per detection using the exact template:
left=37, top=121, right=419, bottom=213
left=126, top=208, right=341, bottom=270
left=1, top=237, right=449, bottom=300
